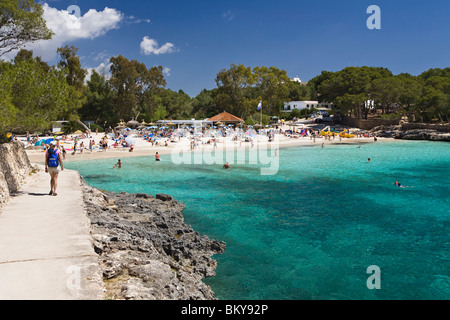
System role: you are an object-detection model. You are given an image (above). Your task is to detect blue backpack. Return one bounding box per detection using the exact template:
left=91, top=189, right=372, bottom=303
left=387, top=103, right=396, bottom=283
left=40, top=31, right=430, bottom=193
left=47, top=148, right=59, bottom=167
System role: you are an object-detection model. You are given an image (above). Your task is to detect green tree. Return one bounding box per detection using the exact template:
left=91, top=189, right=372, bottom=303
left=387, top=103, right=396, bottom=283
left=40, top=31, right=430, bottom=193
left=0, top=74, right=17, bottom=141
left=109, top=55, right=166, bottom=121
left=0, top=0, right=53, bottom=56
left=0, top=58, right=74, bottom=133
left=159, top=89, right=192, bottom=119
left=192, top=89, right=217, bottom=118
left=215, top=63, right=255, bottom=118
left=80, top=70, right=117, bottom=124
left=335, top=93, right=368, bottom=119
left=253, top=66, right=291, bottom=116
left=57, top=45, right=87, bottom=90
left=288, top=81, right=311, bottom=101
left=14, top=48, right=50, bottom=72
left=318, top=66, right=393, bottom=119
left=371, top=76, right=403, bottom=115
left=416, top=68, right=450, bottom=122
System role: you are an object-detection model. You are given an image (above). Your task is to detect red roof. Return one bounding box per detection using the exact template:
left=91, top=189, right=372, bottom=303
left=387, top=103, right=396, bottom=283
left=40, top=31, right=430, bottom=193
left=208, top=112, right=244, bottom=122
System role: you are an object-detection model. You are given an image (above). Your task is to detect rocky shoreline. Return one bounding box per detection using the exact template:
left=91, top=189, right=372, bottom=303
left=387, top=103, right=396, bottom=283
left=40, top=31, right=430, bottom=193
left=81, top=178, right=226, bottom=300
left=371, top=123, right=450, bottom=141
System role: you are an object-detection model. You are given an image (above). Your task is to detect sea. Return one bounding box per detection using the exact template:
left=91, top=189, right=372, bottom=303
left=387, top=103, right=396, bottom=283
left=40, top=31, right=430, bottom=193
left=65, top=140, right=450, bottom=300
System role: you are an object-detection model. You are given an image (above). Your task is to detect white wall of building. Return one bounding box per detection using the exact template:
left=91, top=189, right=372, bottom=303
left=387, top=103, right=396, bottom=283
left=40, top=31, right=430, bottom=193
left=283, top=101, right=335, bottom=112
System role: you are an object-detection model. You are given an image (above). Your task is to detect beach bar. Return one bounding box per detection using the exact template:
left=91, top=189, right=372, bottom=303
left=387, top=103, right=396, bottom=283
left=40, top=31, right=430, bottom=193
left=207, top=112, right=244, bottom=126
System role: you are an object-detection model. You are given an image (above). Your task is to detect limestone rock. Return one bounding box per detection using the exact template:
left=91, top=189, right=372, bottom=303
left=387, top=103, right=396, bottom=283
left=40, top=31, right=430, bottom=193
left=80, top=180, right=226, bottom=300
left=0, top=142, right=33, bottom=207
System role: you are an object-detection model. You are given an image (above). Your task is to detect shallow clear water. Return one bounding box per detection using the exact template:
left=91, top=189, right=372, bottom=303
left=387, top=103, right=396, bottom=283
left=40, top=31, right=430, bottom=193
left=66, top=140, right=450, bottom=300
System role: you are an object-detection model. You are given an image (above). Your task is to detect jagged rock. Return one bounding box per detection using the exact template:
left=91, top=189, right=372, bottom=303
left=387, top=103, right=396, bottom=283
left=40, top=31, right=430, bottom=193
left=371, top=124, right=450, bottom=142
left=156, top=193, right=173, bottom=201
left=0, top=142, right=34, bottom=207
left=80, top=180, right=226, bottom=300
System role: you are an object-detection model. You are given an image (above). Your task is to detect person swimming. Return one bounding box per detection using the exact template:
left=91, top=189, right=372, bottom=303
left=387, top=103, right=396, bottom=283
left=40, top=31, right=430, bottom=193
left=394, top=181, right=412, bottom=188
left=223, top=162, right=231, bottom=169
left=114, top=159, right=122, bottom=168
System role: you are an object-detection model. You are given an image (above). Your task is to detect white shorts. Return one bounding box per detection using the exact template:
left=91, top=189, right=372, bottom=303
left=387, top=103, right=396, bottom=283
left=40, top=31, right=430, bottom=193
left=48, top=167, right=60, bottom=174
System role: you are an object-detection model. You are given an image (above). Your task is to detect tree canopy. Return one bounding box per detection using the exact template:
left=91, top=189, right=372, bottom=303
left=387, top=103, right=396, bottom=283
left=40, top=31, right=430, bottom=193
left=0, top=0, right=53, bottom=56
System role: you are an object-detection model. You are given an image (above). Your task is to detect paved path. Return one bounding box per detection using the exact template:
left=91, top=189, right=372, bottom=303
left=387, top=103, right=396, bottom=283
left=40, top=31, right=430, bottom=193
left=0, top=167, right=104, bottom=300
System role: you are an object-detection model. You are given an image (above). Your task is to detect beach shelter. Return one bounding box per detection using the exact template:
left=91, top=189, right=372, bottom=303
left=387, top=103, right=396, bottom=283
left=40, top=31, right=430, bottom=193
left=208, top=112, right=244, bottom=126
left=115, top=120, right=127, bottom=128
left=127, top=120, right=140, bottom=128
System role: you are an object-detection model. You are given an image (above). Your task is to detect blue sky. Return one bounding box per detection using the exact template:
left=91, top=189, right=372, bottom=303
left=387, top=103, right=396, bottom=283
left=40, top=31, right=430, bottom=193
left=24, top=0, right=450, bottom=97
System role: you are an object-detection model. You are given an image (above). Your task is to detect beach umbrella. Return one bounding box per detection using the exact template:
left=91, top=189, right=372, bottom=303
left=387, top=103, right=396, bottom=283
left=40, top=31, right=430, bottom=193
left=125, top=136, right=136, bottom=146
left=115, top=120, right=127, bottom=128
left=127, top=120, right=140, bottom=127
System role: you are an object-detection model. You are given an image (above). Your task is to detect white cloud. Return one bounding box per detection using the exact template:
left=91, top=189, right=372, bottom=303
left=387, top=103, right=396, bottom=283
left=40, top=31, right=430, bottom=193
left=163, top=67, right=171, bottom=76
left=1, top=3, right=123, bottom=61
left=85, top=61, right=112, bottom=82
left=126, top=15, right=151, bottom=24
left=222, top=10, right=234, bottom=21
left=140, top=36, right=176, bottom=55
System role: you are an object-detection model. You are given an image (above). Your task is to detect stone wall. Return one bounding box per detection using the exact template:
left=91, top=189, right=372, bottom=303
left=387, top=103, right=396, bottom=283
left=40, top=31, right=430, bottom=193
left=0, top=142, right=34, bottom=207
left=341, top=117, right=399, bottom=130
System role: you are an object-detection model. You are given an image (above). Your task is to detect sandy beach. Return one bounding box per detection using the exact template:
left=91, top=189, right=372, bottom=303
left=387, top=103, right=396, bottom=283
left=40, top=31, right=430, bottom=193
left=24, top=124, right=393, bottom=164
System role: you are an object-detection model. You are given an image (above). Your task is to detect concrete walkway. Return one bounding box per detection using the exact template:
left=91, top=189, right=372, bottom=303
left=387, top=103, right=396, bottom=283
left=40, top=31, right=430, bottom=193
left=0, top=166, right=104, bottom=300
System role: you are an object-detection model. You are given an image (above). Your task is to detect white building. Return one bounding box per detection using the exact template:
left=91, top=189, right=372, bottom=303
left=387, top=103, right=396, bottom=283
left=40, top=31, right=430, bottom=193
left=51, top=120, right=68, bottom=133
left=283, top=101, right=335, bottom=112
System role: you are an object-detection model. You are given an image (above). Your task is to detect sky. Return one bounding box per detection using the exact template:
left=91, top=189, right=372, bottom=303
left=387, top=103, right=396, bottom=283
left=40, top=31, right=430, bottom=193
left=3, top=0, right=450, bottom=97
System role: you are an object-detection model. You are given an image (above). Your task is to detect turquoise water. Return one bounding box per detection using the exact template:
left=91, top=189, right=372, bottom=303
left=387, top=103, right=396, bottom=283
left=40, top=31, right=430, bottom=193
left=66, top=140, right=450, bottom=300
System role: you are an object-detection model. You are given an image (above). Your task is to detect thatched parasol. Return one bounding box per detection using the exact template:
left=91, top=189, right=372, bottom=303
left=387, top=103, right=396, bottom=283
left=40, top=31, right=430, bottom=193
left=127, top=120, right=140, bottom=127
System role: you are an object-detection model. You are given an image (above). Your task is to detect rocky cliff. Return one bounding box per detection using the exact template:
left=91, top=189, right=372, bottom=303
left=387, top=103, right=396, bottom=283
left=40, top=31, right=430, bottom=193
left=81, top=179, right=226, bottom=300
left=371, top=123, right=450, bottom=141
left=0, top=142, right=35, bottom=207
